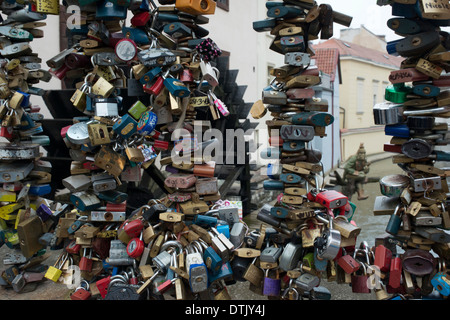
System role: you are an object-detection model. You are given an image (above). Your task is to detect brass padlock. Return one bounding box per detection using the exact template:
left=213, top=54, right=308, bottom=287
left=125, top=147, right=145, bottom=163
left=91, top=76, right=114, bottom=97
left=87, top=122, right=111, bottom=146
left=94, top=146, right=126, bottom=177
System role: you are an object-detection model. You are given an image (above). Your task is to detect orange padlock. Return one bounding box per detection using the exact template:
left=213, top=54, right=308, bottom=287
left=175, top=0, right=216, bottom=15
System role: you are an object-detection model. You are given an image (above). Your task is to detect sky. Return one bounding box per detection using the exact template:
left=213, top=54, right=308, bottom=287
left=322, top=0, right=399, bottom=42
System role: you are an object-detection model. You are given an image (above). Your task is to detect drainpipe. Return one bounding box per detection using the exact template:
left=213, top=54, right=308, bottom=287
left=339, top=106, right=345, bottom=162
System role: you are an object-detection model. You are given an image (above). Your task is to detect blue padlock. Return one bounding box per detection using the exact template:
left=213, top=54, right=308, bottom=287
left=122, top=26, right=150, bottom=45
left=17, top=90, right=30, bottom=107
left=203, top=246, right=223, bottom=275
left=412, top=84, right=440, bottom=97
left=208, top=262, right=233, bottom=284
left=28, top=184, right=51, bottom=196
left=270, top=206, right=289, bottom=219
left=137, top=110, right=158, bottom=136
left=384, top=124, right=410, bottom=138
left=263, top=180, right=284, bottom=190
left=431, top=272, right=450, bottom=297
left=139, top=67, right=162, bottom=85
left=392, top=3, right=417, bottom=18
left=216, top=224, right=230, bottom=238
left=19, top=112, right=35, bottom=130
left=193, top=214, right=218, bottom=228
left=163, top=78, right=190, bottom=98
left=112, top=113, right=138, bottom=139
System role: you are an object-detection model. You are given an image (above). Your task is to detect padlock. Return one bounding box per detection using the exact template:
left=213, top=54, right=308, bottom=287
left=385, top=204, right=403, bottom=235
left=263, top=269, right=281, bottom=296
left=44, top=252, right=68, bottom=282
left=351, top=263, right=371, bottom=293
left=71, top=285, right=91, bottom=300
left=314, top=215, right=341, bottom=260
left=186, top=244, right=208, bottom=293
left=389, top=256, right=402, bottom=289
left=127, top=231, right=144, bottom=258
left=87, top=122, right=111, bottom=146
left=137, top=110, right=158, bottom=136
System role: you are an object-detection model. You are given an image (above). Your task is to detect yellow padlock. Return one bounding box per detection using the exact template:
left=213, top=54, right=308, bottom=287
left=44, top=252, right=68, bottom=282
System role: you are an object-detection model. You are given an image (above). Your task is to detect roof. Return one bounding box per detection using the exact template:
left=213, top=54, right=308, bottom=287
left=312, top=38, right=403, bottom=69
left=312, top=48, right=341, bottom=83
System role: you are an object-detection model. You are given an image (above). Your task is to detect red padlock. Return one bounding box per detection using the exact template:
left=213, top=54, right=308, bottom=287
left=60, top=125, right=71, bottom=138
left=314, top=190, right=348, bottom=216
left=79, top=248, right=93, bottom=272
left=337, top=254, right=361, bottom=274
left=388, top=257, right=402, bottom=288
left=143, top=77, right=164, bottom=95
left=374, top=245, right=392, bottom=273
left=50, top=64, right=70, bottom=80
left=106, top=201, right=127, bottom=212
left=0, top=126, right=13, bottom=139
left=123, top=218, right=144, bottom=238
left=152, top=139, right=169, bottom=150
left=180, top=68, right=194, bottom=83
left=71, top=288, right=91, bottom=300
left=65, top=239, right=81, bottom=255
left=96, top=276, right=111, bottom=298
left=131, top=11, right=151, bottom=26
left=126, top=233, right=144, bottom=258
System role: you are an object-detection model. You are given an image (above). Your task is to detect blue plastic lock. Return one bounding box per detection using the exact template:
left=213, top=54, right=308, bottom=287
left=137, top=110, right=158, bottom=136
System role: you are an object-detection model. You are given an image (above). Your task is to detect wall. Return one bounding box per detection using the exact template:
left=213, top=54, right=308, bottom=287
left=29, top=14, right=61, bottom=119
left=338, top=57, right=396, bottom=160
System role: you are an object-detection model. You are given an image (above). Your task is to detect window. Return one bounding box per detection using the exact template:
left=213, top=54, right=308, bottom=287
left=357, top=77, right=364, bottom=114
left=216, top=0, right=229, bottom=11
left=372, top=80, right=379, bottom=106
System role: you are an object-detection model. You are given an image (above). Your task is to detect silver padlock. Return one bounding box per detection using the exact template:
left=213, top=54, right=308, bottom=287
left=185, top=243, right=208, bottom=293
left=314, top=215, right=341, bottom=260
left=285, top=52, right=310, bottom=67
left=229, top=222, right=246, bottom=248
left=260, top=245, right=283, bottom=263
left=66, top=122, right=91, bottom=145
left=279, top=242, right=303, bottom=272
left=94, top=98, right=119, bottom=117
left=295, top=272, right=320, bottom=292
left=373, top=102, right=404, bottom=125
left=91, top=172, right=117, bottom=192
left=62, top=174, right=91, bottom=192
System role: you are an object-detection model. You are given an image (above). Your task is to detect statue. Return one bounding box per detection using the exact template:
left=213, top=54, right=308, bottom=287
left=342, top=143, right=371, bottom=200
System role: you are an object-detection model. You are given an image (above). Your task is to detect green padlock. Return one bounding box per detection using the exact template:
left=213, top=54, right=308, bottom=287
left=385, top=85, right=412, bottom=103
left=128, top=100, right=148, bottom=121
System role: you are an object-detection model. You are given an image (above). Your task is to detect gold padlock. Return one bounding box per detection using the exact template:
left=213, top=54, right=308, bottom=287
left=87, top=122, right=111, bottom=146
left=419, top=0, right=450, bottom=19
left=125, top=147, right=145, bottom=163
left=35, top=0, right=60, bottom=14
left=9, top=91, right=24, bottom=110
left=93, top=65, right=118, bottom=82
left=92, top=76, right=114, bottom=97
left=132, top=64, right=148, bottom=79
left=70, top=85, right=88, bottom=111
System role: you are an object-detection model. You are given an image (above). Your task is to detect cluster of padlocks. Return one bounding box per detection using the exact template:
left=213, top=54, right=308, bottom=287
left=369, top=0, right=450, bottom=299
left=0, top=0, right=59, bottom=286
left=246, top=1, right=373, bottom=300
left=3, top=0, right=450, bottom=301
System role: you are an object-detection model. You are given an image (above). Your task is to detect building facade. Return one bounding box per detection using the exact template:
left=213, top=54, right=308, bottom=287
left=313, top=26, right=403, bottom=161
